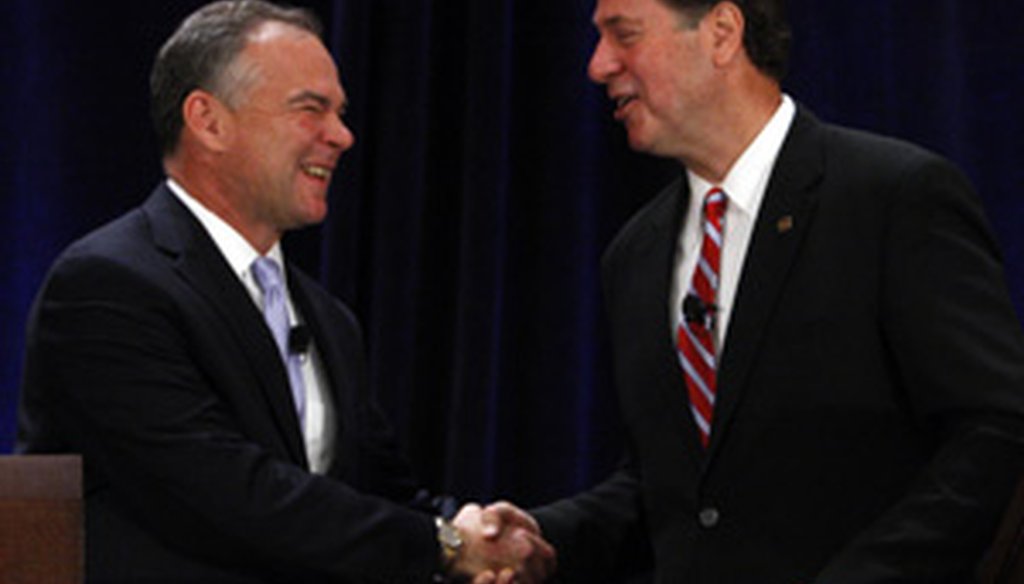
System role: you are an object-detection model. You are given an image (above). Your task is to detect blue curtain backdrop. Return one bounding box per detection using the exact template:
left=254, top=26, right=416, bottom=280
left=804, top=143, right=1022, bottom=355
left=2, top=0, right=1022, bottom=510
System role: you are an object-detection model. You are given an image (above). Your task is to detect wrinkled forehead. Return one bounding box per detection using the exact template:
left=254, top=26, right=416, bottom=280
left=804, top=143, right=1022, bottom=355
left=592, top=0, right=696, bottom=29
left=243, top=23, right=340, bottom=85
left=225, top=23, right=345, bottom=114
left=592, top=0, right=660, bottom=29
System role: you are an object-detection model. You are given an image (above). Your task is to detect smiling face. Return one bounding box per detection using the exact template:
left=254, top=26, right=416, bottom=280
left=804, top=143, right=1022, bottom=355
left=588, top=0, right=718, bottom=163
left=218, top=21, right=354, bottom=247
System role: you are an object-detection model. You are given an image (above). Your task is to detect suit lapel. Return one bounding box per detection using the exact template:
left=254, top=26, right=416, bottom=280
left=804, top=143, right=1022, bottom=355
left=627, top=178, right=711, bottom=467
left=707, top=109, right=826, bottom=458
left=286, top=268, right=348, bottom=440
left=143, top=185, right=309, bottom=465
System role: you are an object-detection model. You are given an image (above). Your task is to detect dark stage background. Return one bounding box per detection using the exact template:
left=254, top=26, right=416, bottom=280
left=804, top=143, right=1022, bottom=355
left=2, top=0, right=1022, bottom=511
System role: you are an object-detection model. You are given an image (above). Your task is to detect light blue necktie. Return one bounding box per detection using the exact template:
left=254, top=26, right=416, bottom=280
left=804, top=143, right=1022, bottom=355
left=251, top=257, right=306, bottom=425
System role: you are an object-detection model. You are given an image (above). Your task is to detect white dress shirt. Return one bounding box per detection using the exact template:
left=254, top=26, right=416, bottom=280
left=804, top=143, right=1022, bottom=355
left=167, top=179, right=336, bottom=474
left=671, top=94, right=797, bottom=351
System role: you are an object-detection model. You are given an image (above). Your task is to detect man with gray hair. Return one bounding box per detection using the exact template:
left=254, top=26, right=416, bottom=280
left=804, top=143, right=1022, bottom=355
left=17, top=1, right=554, bottom=582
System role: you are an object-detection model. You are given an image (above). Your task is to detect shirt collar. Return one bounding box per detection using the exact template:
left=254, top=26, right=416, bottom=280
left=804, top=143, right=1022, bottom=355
left=166, top=178, right=286, bottom=280
left=687, top=94, right=796, bottom=214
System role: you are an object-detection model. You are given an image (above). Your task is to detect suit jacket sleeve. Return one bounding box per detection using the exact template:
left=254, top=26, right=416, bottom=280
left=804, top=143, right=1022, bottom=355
left=816, top=150, right=1024, bottom=581
left=532, top=461, right=652, bottom=583
left=20, top=241, right=442, bottom=582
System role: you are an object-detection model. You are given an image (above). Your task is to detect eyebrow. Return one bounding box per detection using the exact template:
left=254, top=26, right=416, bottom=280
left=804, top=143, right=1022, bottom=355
left=288, top=90, right=346, bottom=114
left=595, top=15, right=643, bottom=29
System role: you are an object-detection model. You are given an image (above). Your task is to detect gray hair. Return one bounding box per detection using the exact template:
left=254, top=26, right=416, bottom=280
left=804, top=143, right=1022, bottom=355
left=150, top=0, right=322, bottom=156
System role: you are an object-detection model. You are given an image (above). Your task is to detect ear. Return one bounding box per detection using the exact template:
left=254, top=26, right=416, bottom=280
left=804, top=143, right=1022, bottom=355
left=181, top=89, right=234, bottom=153
left=704, top=1, right=746, bottom=68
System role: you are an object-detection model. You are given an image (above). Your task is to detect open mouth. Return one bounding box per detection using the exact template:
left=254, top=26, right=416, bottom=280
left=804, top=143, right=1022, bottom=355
left=613, top=94, right=638, bottom=119
left=616, top=95, right=637, bottom=109
left=301, top=164, right=332, bottom=180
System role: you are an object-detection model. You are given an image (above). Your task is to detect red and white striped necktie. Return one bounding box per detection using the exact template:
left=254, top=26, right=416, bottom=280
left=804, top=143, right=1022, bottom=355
left=676, top=187, right=727, bottom=447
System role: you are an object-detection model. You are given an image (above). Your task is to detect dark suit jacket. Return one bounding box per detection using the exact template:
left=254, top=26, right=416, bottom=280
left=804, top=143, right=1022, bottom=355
left=17, top=185, right=442, bottom=583
left=534, top=109, right=1024, bottom=583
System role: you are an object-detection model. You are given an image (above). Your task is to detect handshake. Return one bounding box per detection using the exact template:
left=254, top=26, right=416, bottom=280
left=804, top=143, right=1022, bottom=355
left=442, top=501, right=557, bottom=584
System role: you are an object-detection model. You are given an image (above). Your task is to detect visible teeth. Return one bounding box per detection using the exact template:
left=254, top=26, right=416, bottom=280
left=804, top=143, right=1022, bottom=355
left=616, top=95, right=636, bottom=108
left=302, top=165, right=331, bottom=179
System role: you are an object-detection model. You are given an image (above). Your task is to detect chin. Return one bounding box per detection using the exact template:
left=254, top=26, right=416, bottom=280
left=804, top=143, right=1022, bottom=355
left=292, top=204, right=328, bottom=228
left=627, top=133, right=656, bottom=155
left=623, top=120, right=652, bottom=151
left=306, top=207, right=329, bottom=226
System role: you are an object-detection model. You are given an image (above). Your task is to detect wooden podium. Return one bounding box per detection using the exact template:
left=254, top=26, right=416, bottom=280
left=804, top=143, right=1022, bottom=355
left=0, top=455, right=83, bottom=583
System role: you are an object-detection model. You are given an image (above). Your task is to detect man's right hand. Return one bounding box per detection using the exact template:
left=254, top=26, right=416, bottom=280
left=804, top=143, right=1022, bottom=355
left=447, top=502, right=556, bottom=583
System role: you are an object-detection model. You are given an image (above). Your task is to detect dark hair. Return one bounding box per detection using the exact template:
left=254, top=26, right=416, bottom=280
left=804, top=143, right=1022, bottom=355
left=150, top=0, right=322, bottom=156
left=661, top=0, right=790, bottom=81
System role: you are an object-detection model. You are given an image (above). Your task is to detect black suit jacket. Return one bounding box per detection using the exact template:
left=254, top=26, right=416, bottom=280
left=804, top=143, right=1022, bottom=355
left=17, top=185, right=442, bottom=583
left=535, top=109, right=1024, bottom=583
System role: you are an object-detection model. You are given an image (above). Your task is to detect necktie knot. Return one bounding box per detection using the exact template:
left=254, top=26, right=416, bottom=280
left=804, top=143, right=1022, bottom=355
left=704, top=187, right=728, bottom=224
left=251, top=256, right=284, bottom=299
left=251, top=257, right=289, bottom=355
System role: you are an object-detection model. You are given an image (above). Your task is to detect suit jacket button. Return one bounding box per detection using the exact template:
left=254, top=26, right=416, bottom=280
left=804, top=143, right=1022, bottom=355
left=698, top=507, right=720, bottom=528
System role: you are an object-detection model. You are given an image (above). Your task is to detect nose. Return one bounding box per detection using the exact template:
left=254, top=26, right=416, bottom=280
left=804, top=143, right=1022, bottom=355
left=587, top=35, right=620, bottom=84
left=325, top=113, right=355, bottom=152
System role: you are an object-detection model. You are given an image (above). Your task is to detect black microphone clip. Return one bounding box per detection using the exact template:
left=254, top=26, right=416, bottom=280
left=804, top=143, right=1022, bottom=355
left=683, top=294, right=716, bottom=330
left=288, top=325, right=311, bottom=355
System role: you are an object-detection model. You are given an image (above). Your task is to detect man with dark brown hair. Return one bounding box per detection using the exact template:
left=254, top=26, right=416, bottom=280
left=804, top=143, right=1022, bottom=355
left=514, top=0, right=1024, bottom=581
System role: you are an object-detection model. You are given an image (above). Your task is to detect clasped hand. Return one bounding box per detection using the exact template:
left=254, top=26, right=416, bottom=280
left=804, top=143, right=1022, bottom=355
left=448, top=501, right=556, bottom=584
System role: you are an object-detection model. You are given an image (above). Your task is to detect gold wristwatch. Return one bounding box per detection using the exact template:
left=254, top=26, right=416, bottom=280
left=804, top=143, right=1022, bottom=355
left=435, top=516, right=463, bottom=568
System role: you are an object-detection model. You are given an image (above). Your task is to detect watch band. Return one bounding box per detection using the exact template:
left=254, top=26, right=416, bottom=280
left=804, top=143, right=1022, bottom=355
left=435, top=515, right=463, bottom=569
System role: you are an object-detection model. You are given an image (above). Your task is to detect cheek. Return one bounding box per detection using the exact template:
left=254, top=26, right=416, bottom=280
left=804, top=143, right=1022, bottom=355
left=649, top=67, right=700, bottom=115
left=286, top=128, right=322, bottom=164
left=631, top=55, right=672, bottom=100
left=292, top=113, right=333, bottom=146
left=637, top=74, right=675, bottom=115
left=295, top=114, right=320, bottom=134
left=637, top=41, right=700, bottom=100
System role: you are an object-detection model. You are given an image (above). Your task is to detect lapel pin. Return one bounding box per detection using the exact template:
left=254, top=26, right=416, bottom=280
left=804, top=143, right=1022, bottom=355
left=776, top=215, right=794, bottom=234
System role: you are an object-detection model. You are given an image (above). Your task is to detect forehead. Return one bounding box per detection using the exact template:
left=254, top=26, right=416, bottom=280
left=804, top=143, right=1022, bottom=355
left=239, top=21, right=345, bottom=103
left=593, top=0, right=670, bottom=27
